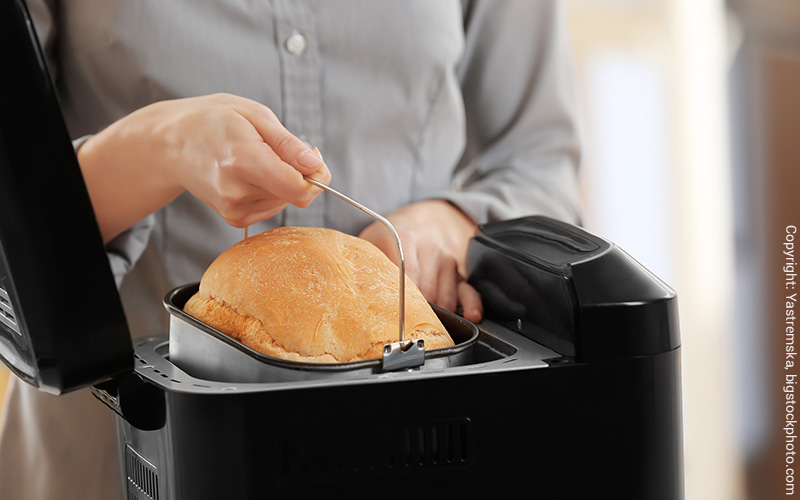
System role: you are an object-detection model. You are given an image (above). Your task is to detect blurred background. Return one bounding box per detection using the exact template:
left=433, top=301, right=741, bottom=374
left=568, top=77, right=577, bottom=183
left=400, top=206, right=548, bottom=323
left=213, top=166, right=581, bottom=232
left=1, top=1, right=798, bottom=498
left=564, top=0, right=799, bottom=498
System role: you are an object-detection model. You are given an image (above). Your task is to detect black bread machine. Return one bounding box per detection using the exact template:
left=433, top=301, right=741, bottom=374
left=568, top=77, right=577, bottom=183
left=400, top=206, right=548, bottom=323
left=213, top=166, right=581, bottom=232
left=0, top=1, right=683, bottom=498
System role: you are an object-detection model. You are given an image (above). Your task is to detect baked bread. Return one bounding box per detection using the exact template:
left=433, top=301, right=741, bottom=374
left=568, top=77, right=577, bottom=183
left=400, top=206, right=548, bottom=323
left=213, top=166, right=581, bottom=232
left=183, top=226, right=454, bottom=363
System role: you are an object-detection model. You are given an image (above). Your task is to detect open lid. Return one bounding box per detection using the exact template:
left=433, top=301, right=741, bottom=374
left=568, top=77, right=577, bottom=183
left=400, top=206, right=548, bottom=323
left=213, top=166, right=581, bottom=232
left=0, top=0, right=133, bottom=394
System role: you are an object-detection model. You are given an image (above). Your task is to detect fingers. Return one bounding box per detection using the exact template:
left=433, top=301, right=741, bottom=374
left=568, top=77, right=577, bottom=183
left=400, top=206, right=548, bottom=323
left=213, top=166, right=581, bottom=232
left=220, top=199, right=289, bottom=228
left=416, top=252, right=469, bottom=317
left=308, top=147, right=332, bottom=184
left=457, top=280, right=483, bottom=323
left=132, top=93, right=332, bottom=230
left=246, top=142, right=324, bottom=207
left=434, top=257, right=458, bottom=313
left=232, top=99, right=331, bottom=209
left=411, top=245, right=448, bottom=309
left=417, top=254, right=483, bottom=323
left=231, top=96, right=326, bottom=176
left=361, top=223, right=480, bottom=321
left=217, top=139, right=329, bottom=225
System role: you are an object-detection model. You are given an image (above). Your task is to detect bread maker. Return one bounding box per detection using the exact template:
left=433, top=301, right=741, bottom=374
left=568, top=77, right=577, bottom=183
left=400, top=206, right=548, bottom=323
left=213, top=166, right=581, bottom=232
left=0, top=1, right=684, bottom=498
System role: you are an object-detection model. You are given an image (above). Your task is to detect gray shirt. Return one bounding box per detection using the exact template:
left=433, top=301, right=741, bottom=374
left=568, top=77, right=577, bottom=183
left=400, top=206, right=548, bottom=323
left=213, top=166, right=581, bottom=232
left=0, top=1, right=581, bottom=499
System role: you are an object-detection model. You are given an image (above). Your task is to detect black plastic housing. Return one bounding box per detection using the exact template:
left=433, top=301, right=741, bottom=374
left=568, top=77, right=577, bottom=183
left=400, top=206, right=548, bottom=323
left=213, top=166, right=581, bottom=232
left=115, top=334, right=683, bottom=500
left=467, top=217, right=680, bottom=362
left=0, top=0, right=132, bottom=394
left=103, top=216, right=684, bottom=499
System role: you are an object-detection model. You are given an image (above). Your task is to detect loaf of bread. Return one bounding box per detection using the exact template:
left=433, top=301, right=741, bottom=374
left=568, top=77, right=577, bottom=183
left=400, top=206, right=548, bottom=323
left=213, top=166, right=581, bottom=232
left=184, top=226, right=454, bottom=363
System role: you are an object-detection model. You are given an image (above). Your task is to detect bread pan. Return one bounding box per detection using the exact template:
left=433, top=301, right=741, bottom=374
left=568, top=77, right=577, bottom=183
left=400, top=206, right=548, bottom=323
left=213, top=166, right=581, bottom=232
left=164, top=283, right=480, bottom=383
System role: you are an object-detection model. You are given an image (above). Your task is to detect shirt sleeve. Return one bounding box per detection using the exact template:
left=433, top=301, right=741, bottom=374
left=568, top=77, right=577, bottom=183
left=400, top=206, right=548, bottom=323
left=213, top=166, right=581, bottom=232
left=442, top=0, right=583, bottom=225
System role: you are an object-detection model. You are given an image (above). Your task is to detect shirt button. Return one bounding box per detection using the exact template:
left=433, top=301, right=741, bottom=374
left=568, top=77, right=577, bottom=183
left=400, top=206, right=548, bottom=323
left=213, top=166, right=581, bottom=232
left=285, top=31, right=307, bottom=56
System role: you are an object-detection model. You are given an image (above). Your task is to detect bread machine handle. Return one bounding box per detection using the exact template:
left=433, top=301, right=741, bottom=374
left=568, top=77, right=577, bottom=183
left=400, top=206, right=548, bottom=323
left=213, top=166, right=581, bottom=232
left=92, top=374, right=166, bottom=431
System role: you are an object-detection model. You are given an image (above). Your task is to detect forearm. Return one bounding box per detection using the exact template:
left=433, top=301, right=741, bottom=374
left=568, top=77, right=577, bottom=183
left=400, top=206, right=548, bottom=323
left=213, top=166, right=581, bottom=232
left=77, top=110, right=183, bottom=243
left=75, top=94, right=330, bottom=244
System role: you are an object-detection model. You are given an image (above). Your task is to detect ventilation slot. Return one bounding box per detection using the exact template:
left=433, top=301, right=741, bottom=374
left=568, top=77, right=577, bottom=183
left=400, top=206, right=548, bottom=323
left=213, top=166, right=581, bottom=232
left=125, top=446, right=159, bottom=500
left=279, top=418, right=472, bottom=478
left=401, top=420, right=472, bottom=467
left=0, top=286, right=21, bottom=336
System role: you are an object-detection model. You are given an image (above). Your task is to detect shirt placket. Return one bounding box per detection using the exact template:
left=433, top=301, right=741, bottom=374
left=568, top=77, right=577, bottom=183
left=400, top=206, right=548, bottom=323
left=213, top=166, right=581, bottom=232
left=272, top=0, right=325, bottom=228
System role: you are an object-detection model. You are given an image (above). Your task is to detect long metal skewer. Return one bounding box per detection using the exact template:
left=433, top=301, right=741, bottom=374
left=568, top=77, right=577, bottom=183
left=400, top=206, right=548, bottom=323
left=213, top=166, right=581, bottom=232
left=304, top=176, right=406, bottom=343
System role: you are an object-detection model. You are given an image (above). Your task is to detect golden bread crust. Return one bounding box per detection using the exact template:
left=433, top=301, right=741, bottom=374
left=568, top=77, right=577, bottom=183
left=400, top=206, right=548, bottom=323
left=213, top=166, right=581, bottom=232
left=184, top=226, right=453, bottom=363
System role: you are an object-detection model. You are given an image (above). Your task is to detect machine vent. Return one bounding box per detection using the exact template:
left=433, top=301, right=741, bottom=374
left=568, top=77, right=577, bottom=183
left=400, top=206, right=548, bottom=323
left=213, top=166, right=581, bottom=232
left=279, top=418, right=473, bottom=478
left=0, top=286, right=21, bottom=336
left=125, top=445, right=160, bottom=500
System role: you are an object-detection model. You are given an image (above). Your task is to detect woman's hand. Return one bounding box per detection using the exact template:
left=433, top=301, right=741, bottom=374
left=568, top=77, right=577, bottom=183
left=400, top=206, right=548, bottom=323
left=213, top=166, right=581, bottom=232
left=78, top=93, right=330, bottom=242
left=359, top=200, right=483, bottom=323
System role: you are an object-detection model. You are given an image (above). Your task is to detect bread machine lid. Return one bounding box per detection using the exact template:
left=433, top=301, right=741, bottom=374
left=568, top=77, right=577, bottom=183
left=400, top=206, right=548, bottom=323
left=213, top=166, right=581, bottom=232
left=0, top=0, right=133, bottom=394
left=468, top=216, right=679, bottom=362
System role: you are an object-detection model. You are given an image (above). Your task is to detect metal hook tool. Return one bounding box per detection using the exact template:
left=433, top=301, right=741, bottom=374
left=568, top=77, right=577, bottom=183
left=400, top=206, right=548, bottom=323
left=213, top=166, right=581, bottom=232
left=303, top=176, right=407, bottom=343
left=238, top=152, right=409, bottom=348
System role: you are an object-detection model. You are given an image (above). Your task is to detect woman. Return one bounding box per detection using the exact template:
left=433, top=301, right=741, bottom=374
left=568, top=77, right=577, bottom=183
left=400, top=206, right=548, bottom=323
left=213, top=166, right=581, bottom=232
left=0, top=1, right=581, bottom=498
